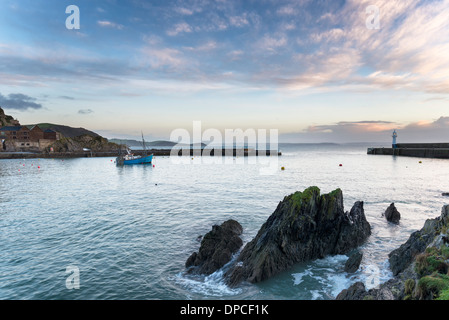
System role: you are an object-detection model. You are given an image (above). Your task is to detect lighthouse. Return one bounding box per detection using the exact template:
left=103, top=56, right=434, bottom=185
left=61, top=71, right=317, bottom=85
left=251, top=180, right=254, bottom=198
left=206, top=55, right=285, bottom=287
left=392, top=129, right=398, bottom=148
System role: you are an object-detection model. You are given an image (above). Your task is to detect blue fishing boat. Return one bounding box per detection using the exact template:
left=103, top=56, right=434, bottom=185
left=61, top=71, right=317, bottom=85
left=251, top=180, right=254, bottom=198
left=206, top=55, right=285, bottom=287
left=120, top=153, right=153, bottom=165
left=116, top=133, right=153, bottom=166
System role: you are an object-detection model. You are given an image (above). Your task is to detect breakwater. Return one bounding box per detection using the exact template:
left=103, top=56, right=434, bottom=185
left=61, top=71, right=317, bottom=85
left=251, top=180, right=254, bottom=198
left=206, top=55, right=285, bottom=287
left=0, top=148, right=281, bottom=160
left=367, top=143, right=449, bottom=159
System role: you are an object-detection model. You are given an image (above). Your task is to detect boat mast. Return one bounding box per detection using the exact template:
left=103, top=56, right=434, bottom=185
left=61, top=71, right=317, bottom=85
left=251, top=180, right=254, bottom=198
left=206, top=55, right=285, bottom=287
left=142, top=131, right=147, bottom=156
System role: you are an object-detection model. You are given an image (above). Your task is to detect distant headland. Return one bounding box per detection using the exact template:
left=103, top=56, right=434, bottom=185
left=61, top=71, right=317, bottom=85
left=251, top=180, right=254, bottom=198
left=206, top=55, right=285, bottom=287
left=0, top=107, right=279, bottom=159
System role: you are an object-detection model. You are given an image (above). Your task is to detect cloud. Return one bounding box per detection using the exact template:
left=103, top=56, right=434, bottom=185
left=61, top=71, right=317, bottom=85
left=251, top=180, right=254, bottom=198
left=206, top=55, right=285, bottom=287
left=3, top=0, right=449, bottom=98
left=183, top=40, right=218, bottom=52
left=229, top=14, right=249, bottom=27
left=0, top=42, right=134, bottom=86
left=78, top=109, right=94, bottom=114
left=166, top=22, right=192, bottom=36
left=281, top=117, right=449, bottom=143
left=140, top=47, right=189, bottom=70
left=0, top=92, right=43, bottom=110
left=254, top=0, right=449, bottom=94
left=397, top=116, right=449, bottom=141
left=97, top=20, right=124, bottom=30
left=227, top=50, right=244, bottom=61
left=278, top=47, right=362, bottom=90
left=175, top=7, right=195, bottom=16
left=307, top=120, right=397, bottom=134
left=339, top=0, right=449, bottom=93
left=310, top=28, right=345, bottom=43
left=276, top=5, right=297, bottom=16
left=257, top=33, right=288, bottom=53
left=59, top=96, right=75, bottom=100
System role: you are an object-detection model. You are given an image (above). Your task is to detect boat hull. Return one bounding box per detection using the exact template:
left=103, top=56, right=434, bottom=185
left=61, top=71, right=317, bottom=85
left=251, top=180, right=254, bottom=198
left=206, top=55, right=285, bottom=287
left=117, top=154, right=153, bottom=165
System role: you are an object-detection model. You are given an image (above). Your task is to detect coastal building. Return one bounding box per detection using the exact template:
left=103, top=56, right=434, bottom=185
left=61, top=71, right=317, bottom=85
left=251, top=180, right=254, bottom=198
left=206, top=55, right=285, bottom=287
left=0, top=125, right=58, bottom=152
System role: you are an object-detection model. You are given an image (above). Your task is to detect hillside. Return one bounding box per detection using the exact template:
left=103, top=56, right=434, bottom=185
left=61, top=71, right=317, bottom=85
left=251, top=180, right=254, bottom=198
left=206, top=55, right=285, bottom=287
left=26, top=123, right=100, bottom=139
left=108, top=138, right=166, bottom=147
left=109, top=139, right=207, bottom=148
left=47, top=134, right=119, bottom=153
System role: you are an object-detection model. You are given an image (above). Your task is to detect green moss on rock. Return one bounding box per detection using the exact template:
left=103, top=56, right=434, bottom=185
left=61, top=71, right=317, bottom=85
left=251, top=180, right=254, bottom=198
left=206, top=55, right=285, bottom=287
left=437, top=288, right=449, bottom=300
left=404, top=279, right=415, bottom=295
left=290, top=186, right=320, bottom=207
left=417, top=273, right=449, bottom=300
left=415, top=247, right=449, bottom=277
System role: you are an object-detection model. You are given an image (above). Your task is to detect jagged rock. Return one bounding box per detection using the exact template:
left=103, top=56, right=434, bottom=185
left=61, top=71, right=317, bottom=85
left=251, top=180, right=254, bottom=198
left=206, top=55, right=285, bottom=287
left=372, top=286, right=396, bottom=300
left=388, top=212, right=441, bottom=276
left=344, top=250, right=363, bottom=273
left=383, top=203, right=401, bottom=224
left=225, top=187, right=371, bottom=286
left=46, top=134, right=119, bottom=152
left=185, top=219, right=243, bottom=275
left=0, top=107, right=20, bottom=127
left=336, top=205, right=449, bottom=300
left=336, top=282, right=368, bottom=300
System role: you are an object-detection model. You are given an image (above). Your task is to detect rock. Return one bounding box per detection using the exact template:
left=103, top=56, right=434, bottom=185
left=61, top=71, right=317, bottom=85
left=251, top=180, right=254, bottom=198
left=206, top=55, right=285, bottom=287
left=336, top=205, right=449, bottom=300
left=373, top=286, right=396, bottom=300
left=344, top=250, right=363, bottom=273
left=388, top=215, right=440, bottom=276
left=185, top=219, right=243, bottom=275
left=388, top=230, right=433, bottom=277
left=383, top=203, right=401, bottom=224
left=439, top=205, right=449, bottom=229
left=442, top=193, right=449, bottom=197
left=0, top=107, right=20, bottom=127
left=362, top=284, right=396, bottom=300
left=336, top=282, right=368, bottom=300
left=225, top=187, right=371, bottom=286
left=47, top=134, right=120, bottom=153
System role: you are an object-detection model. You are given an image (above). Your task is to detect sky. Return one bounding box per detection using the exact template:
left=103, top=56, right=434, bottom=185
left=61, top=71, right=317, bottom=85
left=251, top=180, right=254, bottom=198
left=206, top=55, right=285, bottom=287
left=0, top=0, right=449, bottom=143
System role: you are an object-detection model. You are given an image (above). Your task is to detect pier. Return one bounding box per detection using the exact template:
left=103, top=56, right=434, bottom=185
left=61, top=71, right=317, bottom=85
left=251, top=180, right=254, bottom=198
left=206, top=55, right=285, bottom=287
left=367, top=130, right=449, bottom=159
left=367, top=143, right=449, bottom=159
left=0, top=148, right=282, bottom=160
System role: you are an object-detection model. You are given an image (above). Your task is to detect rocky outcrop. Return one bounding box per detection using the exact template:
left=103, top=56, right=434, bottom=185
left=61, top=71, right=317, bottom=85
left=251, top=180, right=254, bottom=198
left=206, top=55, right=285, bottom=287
left=225, top=187, right=371, bottom=286
left=0, top=107, right=20, bottom=127
left=388, top=210, right=442, bottom=276
left=383, top=203, right=401, bottom=224
left=336, top=205, right=449, bottom=300
left=336, top=280, right=399, bottom=300
left=336, top=282, right=369, bottom=300
left=344, top=250, right=363, bottom=273
left=46, top=134, right=120, bottom=153
left=186, top=219, right=243, bottom=275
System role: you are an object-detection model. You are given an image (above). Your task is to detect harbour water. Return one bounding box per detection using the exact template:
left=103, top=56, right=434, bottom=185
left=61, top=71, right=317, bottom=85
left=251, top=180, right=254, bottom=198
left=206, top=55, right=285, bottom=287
left=1, top=143, right=449, bottom=300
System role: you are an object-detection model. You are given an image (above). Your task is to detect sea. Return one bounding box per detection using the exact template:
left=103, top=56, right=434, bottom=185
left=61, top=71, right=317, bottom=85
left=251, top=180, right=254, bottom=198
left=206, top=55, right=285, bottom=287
left=1, top=143, right=449, bottom=300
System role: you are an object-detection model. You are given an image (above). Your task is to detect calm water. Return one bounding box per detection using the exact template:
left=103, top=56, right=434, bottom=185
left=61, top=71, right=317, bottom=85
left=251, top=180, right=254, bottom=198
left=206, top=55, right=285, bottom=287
left=1, top=143, right=449, bottom=300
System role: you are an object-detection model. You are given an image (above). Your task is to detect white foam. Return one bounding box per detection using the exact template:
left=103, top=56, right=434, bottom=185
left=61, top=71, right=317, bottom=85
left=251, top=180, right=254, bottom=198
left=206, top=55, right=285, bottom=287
left=290, top=254, right=395, bottom=299
left=174, top=269, right=242, bottom=297
left=292, top=269, right=313, bottom=286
